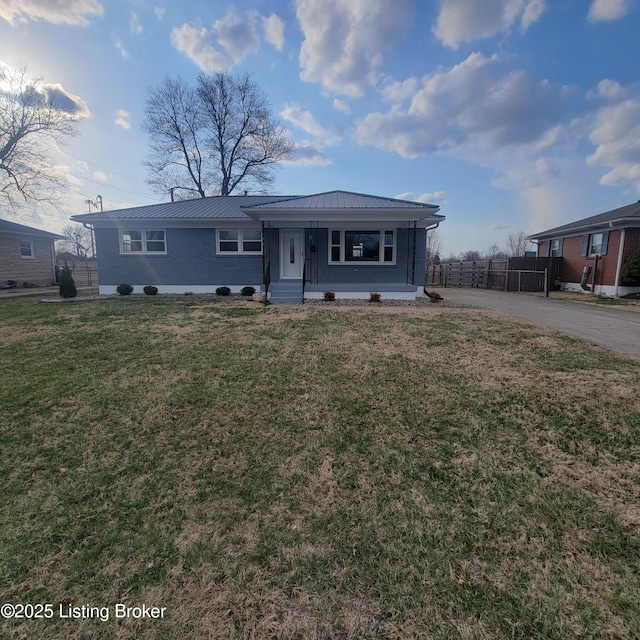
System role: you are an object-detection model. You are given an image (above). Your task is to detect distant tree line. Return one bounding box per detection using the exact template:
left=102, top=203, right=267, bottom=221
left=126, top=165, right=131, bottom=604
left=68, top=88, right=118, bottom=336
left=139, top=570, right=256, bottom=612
left=431, top=229, right=534, bottom=265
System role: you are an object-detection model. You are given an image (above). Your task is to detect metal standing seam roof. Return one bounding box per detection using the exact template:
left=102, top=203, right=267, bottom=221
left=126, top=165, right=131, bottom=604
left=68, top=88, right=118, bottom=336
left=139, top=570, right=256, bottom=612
left=70, top=190, right=443, bottom=223
left=246, top=190, right=442, bottom=211
left=71, top=195, right=293, bottom=222
left=530, top=201, right=640, bottom=239
left=0, top=218, right=64, bottom=239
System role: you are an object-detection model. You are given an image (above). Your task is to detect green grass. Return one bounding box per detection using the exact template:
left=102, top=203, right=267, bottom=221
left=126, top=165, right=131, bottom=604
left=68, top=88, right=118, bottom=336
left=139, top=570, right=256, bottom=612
left=1, top=297, right=639, bottom=639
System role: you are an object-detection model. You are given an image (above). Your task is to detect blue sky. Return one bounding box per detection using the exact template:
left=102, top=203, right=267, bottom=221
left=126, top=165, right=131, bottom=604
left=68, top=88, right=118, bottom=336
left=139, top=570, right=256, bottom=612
left=1, top=0, right=639, bottom=257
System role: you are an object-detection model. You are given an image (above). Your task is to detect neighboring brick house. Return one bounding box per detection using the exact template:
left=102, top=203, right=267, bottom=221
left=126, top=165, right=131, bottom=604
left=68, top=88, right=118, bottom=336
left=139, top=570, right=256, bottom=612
left=0, top=218, right=63, bottom=287
left=529, top=201, right=640, bottom=297
left=71, top=190, right=444, bottom=302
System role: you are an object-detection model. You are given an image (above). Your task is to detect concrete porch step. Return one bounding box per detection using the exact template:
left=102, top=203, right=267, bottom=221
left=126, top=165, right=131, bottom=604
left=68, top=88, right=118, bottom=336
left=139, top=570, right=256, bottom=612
left=270, top=279, right=303, bottom=304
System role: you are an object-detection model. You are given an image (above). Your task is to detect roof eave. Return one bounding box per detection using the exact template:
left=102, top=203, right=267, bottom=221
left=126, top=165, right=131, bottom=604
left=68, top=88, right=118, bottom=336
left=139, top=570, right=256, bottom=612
left=530, top=216, right=640, bottom=240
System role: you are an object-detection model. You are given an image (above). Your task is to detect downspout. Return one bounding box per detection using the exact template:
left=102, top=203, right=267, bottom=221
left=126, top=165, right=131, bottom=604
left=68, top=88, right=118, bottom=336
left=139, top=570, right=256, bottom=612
left=610, top=223, right=626, bottom=298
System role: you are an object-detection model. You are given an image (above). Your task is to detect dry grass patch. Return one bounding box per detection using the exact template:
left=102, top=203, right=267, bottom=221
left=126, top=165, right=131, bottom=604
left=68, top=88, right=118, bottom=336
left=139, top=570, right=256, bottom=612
left=1, top=298, right=639, bottom=639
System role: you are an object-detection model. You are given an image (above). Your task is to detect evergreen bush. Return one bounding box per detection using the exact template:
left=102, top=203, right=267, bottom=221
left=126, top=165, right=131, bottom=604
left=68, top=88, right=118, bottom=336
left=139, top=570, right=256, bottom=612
left=143, top=285, right=158, bottom=296
left=621, top=249, right=640, bottom=285
left=58, top=263, right=77, bottom=298
left=216, top=286, right=231, bottom=296
left=240, top=286, right=256, bottom=296
left=116, top=283, right=134, bottom=295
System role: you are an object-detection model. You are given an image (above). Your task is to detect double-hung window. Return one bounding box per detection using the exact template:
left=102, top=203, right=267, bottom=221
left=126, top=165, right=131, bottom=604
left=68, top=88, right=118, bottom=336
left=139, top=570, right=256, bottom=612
left=548, top=239, right=563, bottom=257
left=121, top=230, right=166, bottom=254
left=217, top=229, right=262, bottom=254
left=580, top=231, right=609, bottom=257
left=329, top=229, right=395, bottom=264
left=20, top=240, right=34, bottom=258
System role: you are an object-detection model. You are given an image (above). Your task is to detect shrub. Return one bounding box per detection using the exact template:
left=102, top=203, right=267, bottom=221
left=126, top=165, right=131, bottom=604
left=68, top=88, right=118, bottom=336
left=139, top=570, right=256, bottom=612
left=58, top=263, right=77, bottom=299
left=22, top=281, right=37, bottom=288
left=184, top=291, right=193, bottom=296
left=369, top=292, right=381, bottom=303
left=143, top=285, right=158, bottom=296
left=323, top=291, right=335, bottom=301
left=621, top=249, right=640, bottom=286
left=216, top=286, right=231, bottom=296
left=116, top=283, right=134, bottom=296
left=241, top=286, right=256, bottom=296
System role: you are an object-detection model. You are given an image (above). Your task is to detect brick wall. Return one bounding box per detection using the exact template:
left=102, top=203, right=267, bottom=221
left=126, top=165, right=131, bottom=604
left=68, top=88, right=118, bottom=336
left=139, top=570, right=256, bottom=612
left=540, top=230, right=624, bottom=286
left=0, top=235, right=56, bottom=285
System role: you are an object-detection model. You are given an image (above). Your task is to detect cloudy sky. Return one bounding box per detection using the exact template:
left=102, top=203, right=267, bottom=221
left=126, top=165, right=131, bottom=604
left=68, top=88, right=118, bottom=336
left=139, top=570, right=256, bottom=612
left=1, top=0, right=639, bottom=256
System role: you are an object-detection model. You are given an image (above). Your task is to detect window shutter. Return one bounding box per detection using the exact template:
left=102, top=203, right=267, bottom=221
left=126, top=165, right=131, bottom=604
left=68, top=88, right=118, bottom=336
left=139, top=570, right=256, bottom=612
left=581, top=235, right=589, bottom=256
left=545, top=241, right=551, bottom=257
left=600, top=231, right=609, bottom=256
left=558, top=238, right=563, bottom=257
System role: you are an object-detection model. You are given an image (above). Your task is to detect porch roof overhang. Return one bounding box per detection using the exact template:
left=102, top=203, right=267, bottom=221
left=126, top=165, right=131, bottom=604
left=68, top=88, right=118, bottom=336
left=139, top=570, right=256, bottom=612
left=244, top=209, right=444, bottom=227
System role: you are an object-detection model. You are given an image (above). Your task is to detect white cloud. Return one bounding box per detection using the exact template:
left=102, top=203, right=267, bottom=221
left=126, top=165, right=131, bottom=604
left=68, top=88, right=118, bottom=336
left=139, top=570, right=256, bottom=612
left=0, top=0, right=103, bottom=26
left=115, top=39, right=128, bottom=58
left=380, top=77, right=418, bottom=103
left=586, top=82, right=640, bottom=191
left=356, top=53, right=572, bottom=158
left=154, top=7, right=164, bottom=20
left=396, top=191, right=445, bottom=202
left=38, top=82, right=91, bottom=118
left=587, top=0, right=631, bottom=22
left=332, top=98, right=350, bottom=114
left=171, top=9, right=281, bottom=70
left=296, top=0, right=412, bottom=97
left=280, top=104, right=325, bottom=137
left=170, top=23, right=229, bottom=72
left=130, top=11, right=142, bottom=34
left=212, top=9, right=261, bottom=63
left=263, top=13, right=285, bottom=51
left=284, top=143, right=332, bottom=166
left=434, top=0, right=547, bottom=48
left=114, top=109, right=131, bottom=129
left=93, top=171, right=108, bottom=182
left=281, top=104, right=341, bottom=146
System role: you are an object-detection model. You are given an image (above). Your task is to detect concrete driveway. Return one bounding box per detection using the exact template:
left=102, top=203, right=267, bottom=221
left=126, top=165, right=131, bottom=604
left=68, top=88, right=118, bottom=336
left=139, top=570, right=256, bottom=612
left=440, top=288, right=640, bottom=361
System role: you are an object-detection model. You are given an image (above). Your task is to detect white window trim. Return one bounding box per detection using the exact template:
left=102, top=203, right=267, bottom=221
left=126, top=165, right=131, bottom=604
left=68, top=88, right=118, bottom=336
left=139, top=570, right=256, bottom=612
left=119, top=229, right=167, bottom=255
left=20, top=239, right=34, bottom=259
left=588, top=232, right=604, bottom=257
left=216, top=229, right=263, bottom=255
left=550, top=239, right=562, bottom=257
left=328, top=229, right=396, bottom=265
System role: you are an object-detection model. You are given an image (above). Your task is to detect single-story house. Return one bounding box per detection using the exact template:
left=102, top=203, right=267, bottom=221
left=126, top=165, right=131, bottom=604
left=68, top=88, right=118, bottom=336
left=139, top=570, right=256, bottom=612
left=529, top=201, right=640, bottom=297
left=71, top=190, right=444, bottom=302
left=0, top=218, right=63, bottom=287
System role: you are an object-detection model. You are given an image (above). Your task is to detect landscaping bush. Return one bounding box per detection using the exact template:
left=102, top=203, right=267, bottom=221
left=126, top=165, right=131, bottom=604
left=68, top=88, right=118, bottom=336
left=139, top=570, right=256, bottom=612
left=116, top=283, right=134, bottom=296
left=369, top=292, right=381, bottom=303
left=323, top=291, right=335, bottom=301
left=621, top=249, right=640, bottom=285
left=216, top=286, right=231, bottom=296
left=143, top=285, right=158, bottom=296
left=58, top=263, right=77, bottom=299
left=240, top=286, right=256, bottom=296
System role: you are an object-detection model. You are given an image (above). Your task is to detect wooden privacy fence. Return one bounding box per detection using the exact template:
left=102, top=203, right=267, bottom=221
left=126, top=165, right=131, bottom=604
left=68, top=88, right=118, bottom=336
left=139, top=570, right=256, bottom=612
left=426, top=257, right=562, bottom=293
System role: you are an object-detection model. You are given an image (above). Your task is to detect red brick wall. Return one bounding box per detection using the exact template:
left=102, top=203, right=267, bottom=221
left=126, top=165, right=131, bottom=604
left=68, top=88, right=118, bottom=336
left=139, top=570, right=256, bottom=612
left=540, top=231, right=623, bottom=286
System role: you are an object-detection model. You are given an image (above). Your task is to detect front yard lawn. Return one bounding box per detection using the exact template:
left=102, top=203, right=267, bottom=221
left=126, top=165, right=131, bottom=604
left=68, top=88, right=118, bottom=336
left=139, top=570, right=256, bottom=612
left=1, top=297, right=639, bottom=639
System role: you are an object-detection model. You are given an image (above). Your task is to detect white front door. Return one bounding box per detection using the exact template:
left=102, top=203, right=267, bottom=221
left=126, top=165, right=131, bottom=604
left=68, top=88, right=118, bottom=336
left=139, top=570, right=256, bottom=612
left=281, top=229, right=304, bottom=279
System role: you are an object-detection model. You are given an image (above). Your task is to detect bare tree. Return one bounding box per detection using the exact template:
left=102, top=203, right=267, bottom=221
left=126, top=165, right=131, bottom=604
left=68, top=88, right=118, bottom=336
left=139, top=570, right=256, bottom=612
left=0, top=65, right=80, bottom=212
left=505, top=230, right=533, bottom=257
left=143, top=72, right=293, bottom=198
left=426, top=228, right=442, bottom=266
left=142, top=76, right=208, bottom=200
left=486, top=243, right=508, bottom=259
left=59, top=223, right=94, bottom=259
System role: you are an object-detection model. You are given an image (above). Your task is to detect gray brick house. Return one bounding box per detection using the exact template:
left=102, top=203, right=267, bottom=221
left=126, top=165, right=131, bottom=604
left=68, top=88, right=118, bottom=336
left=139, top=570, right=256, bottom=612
left=71, top=190, right=444, bottom=302
left=0, top=218, right=63, bottom=287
